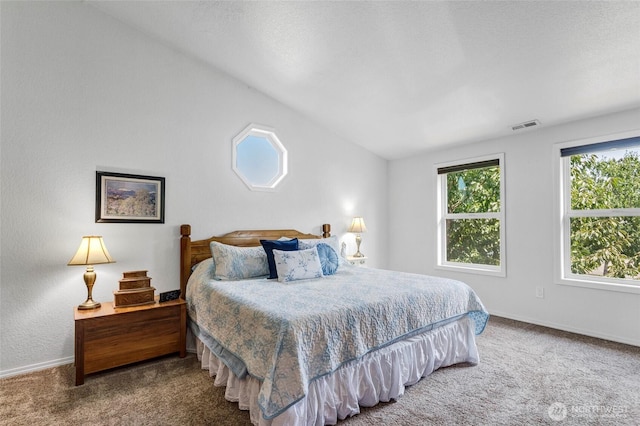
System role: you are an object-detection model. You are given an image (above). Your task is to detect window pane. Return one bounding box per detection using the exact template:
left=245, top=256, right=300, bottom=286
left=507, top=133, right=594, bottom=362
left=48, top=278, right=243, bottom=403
left=446, top=165, right=500, bottom=214
left=446, top=218, right=500, bottom=266
left=570, top=149, right=640, bottom=210
left=236, top=135, right=280, bottom=186
left=569, top=217, right=640, bottom=281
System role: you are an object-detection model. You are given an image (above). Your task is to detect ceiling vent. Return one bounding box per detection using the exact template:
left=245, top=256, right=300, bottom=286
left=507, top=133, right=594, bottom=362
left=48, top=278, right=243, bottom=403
left=511, top=119, right=541, bottom=131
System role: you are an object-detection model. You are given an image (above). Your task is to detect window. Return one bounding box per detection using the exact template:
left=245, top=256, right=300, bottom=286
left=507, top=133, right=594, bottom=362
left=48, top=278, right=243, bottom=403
left=436, top=154, right=505, bottom=276
left=232, top=124, right=287, bottom=191
left=556, top=132, right=640, bottom=293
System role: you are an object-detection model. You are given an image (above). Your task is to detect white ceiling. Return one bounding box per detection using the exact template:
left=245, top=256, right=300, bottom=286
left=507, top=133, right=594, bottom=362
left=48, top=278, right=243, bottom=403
left=90, top=1, right=640, bottom=160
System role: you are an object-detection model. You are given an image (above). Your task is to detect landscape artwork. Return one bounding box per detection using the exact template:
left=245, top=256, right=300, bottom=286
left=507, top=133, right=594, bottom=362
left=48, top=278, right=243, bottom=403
left=96, top=172, right=165, bottom=223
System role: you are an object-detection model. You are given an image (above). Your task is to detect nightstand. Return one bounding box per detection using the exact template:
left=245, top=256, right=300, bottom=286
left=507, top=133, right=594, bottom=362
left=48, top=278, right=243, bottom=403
left=347, top=256, right=368, bottom=266
left=74, top=297, right=186, bottom=385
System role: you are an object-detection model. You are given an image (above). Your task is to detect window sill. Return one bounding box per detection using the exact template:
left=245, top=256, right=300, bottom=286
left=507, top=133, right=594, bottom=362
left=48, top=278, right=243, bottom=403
left=436, top=263, right=506, bottom=278
left=556, top=276, right=640, bottom=294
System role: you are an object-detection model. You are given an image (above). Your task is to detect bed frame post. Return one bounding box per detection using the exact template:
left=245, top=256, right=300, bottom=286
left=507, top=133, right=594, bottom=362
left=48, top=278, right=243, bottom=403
left=180, top=224, right=192, bottom=299
left=322, top=223, right=331, bottom=238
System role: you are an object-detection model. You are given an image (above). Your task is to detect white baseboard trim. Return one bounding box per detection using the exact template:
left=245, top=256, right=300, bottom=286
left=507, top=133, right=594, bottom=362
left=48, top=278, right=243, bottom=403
left=0, top=349, right=199, bottom=381
left=1, top=348, right=200, bottom=380
left=0, top=355, right=74, bottom=380
left=489, top=310, right=640, bottom=347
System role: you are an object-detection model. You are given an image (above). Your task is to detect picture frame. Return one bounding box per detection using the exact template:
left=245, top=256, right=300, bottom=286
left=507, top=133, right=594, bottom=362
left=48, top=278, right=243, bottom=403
left=96, top=171, right=165, bottom=223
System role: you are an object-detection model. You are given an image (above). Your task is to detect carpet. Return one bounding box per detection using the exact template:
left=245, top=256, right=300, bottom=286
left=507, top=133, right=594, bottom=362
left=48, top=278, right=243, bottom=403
left=1, top=316, right=638, bottom=425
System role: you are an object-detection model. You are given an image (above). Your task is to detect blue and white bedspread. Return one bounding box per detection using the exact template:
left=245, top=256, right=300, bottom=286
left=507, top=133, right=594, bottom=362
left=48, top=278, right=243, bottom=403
left=186, top=261, right=488, bottom=420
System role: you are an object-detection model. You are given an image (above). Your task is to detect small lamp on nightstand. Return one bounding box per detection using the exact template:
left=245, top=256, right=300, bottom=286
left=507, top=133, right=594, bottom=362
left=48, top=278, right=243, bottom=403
left=68, top=236, right=115, bottom=310
left=348, top=217, right=367, bottom=258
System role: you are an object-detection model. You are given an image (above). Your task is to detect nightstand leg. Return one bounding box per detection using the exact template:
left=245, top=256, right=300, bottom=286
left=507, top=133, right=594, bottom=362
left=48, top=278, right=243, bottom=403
left=179, top=303, right=187, bottom=358
left=75, top=320, right=85, bottom=385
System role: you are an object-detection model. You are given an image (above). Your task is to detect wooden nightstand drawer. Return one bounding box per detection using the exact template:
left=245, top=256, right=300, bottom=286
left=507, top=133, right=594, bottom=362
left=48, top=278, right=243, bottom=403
left=75, top=298, right=186, bottom=385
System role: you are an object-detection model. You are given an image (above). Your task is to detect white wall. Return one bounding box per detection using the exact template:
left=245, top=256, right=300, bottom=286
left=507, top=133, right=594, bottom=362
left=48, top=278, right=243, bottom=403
left=389, top=108, right=640, bottom=346
left=0, top=2, right=388, bottom=376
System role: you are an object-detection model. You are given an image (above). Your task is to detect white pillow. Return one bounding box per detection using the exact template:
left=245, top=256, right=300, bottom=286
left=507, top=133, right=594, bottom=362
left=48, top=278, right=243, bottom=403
left=299, top=235, right=343, bottom=266
left=273, top=247, right=324, bottom=283
left=209, top=241, right=269, bottom=280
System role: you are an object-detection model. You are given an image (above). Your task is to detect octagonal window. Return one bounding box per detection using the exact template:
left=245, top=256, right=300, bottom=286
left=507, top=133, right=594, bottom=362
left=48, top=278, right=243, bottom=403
left=232, top=124, right=288, bottom=191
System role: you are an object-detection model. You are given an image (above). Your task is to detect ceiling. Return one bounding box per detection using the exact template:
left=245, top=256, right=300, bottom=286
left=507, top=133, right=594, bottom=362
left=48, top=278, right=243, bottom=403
left=89, top=1, right=640, bottom=160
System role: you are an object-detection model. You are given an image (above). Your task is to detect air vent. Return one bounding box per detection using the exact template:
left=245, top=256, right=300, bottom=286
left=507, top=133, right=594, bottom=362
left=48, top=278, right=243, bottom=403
left=511, top=119, right=541, bottom=131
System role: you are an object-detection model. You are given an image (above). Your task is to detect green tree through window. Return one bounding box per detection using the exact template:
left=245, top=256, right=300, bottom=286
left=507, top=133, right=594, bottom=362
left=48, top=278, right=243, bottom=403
left=568, top=150, right=640, bottom=281
left=446, top=166, right=501, bottom=265
left=437, top=155, right=505, bottom=275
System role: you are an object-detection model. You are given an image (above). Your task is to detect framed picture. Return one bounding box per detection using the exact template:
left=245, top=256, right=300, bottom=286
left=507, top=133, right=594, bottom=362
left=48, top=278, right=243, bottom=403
left=96, top=172, right=165, bottom=223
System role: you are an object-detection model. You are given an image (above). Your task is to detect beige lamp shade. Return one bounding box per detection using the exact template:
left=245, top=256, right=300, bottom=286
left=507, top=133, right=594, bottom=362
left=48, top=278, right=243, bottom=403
left=68, top=236, right=115, bottom=266
left=68, top=236, right=115, bottom=310
left=348, top=217, right=367, bottom=234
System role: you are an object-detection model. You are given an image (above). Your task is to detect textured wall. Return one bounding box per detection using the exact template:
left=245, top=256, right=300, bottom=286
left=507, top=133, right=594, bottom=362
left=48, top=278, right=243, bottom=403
left=0, top=2, right=388, bottom=375
left=389, top=108, right=640, bottom=346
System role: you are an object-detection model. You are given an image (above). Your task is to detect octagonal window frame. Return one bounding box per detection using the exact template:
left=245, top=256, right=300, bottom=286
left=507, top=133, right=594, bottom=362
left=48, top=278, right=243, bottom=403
left=232, top=124, right=288, bottom=192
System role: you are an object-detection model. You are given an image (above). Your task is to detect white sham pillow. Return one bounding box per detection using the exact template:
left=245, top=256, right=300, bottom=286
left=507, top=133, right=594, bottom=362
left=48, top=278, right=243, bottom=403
left=209, top=241, right=269, bottom=280
left=273, top=247, right=324, bottom=283
left=299, top=235, right=344, bottom=267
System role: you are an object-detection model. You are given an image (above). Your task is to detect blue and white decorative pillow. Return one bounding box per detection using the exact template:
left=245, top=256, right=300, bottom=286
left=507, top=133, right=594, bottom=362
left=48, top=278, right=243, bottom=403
left=273, top=247, right=324, bottom=283
left=316, top=243, right=339, bottom=275
left=260, top=238, right=299, bottom=279
left=299, top=235, right=343, bottom=268
left=210, top=241, right=269, bottom=280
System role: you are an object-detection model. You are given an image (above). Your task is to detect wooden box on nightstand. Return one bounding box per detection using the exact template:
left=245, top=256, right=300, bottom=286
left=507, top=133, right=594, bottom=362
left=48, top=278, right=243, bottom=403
left=74, top=297, right=186, bottom=385
left=113, top=270, right=155, bottom=308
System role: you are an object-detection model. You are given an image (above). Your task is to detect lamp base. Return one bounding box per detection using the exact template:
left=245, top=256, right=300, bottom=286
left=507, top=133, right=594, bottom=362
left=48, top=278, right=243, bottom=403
left=78, top=266, right=101, bottom=310
left=78, top=299, right=101, bottom=310
left=352, top=234, right=364, bottom=258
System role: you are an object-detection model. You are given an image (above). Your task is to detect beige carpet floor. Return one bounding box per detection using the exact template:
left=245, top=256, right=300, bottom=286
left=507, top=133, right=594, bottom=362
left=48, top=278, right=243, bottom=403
left=1, top=316, right=638, bottom=425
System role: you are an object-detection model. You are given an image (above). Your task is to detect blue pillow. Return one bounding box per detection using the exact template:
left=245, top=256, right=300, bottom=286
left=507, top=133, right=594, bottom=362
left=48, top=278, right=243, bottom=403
left=260, top=238, right=299, bottom=279
left=316, top=243, right=339, bottom=275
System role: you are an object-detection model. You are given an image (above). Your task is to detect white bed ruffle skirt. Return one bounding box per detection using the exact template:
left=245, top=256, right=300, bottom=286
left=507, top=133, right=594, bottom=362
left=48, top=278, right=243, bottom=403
left=196, top=315, right=478, bottom=426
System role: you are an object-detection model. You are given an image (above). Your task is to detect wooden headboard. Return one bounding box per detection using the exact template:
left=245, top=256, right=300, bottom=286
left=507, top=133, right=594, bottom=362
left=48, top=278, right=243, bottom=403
left=179, top=224, right=331, bottom=298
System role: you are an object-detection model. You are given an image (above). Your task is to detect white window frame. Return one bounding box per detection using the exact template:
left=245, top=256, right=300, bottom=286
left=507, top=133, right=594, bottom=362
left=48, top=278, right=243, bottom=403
left=232, top=123, right=288, bottom=192
left=553, top=130, right=640, bottom=294
left=435, top=153, right=506, bottom=277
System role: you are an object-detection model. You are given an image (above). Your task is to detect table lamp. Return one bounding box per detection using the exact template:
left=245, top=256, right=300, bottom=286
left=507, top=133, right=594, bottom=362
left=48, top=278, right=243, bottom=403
left=348, top=217, right=367, bottom=258
left=68, top=236, right=115, bottom=310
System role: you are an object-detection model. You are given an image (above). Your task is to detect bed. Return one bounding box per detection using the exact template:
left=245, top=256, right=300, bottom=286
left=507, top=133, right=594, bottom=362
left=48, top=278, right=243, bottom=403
left=179, top=224, right=489, bottom=425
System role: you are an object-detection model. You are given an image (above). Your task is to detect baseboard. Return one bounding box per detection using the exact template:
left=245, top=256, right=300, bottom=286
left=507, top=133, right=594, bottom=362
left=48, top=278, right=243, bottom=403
left=489, top=310, right=640, bottom=347
left=0, top=349, right=201, bottom=380
left=0, top=356, right=74, bottom=380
